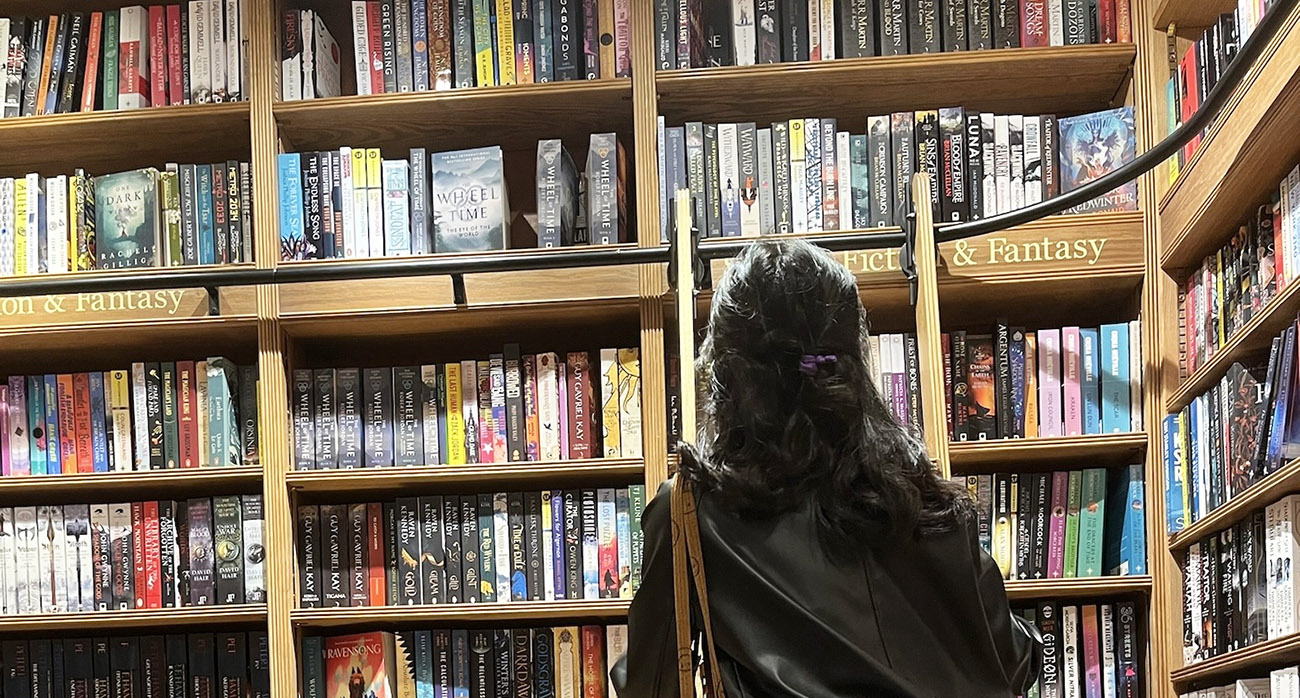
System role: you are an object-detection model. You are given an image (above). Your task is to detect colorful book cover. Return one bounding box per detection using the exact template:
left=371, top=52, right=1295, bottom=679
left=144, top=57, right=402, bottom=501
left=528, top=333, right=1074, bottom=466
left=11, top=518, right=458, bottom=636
left=1047, top=470, right=1068, bottom=579
left=1076, top=468, right=1106, bottom=577
left=1064, top=470, right=1082, bottom=578
left=488, top=355, right=507, bottom=462
left=43, top=375, right=60, bottom=474
left=615, top=488, right=632, bottom=598
left=1104, top=463, right=1146, bottom=576
left=523, top=355, right=541, bottom=462
left=444, top=363, right=465, bottom=465
left=1099, top=323, right=1131, bottom=433
left=1080, top=327, right=1101, bottom=435
left=965, top=334, right=997, bottom=440
left=1059, top=106, right=1138, bottom=214
left=27, top=376, right=46, bottom=475
left=6, top=378, right=28, bottom=476
left=1163, top=415, right=1186, bottom=535
left=1062, top=327, right=1082, bottom=436
left=430, top=147, right=508, bottom=252
left=94, top=168, right=160, bottom=269
left=1081, top=605, right=1103, bottom=698
left=460, top=360, right=479, bottom=465
left=324, top=633, right=396, bottom=698
left=1009, top=329, right=1026, bottom=438
left=581, top=489, right=599, bottom=599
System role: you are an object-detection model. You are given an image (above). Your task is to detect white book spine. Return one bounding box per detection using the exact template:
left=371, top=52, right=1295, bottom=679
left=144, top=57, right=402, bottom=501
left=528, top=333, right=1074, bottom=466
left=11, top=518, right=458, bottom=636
left=35, top=505, right=53, bottom=612
left=1288, top=166, right=1300, bottom=285
left=0, top=508, right=12, bottom=614
left=1048, top=0, right=1065, bottom=45
left=352, top=163, right=370, bottom=258
left=0, top=178, right=14, bottom=276
left=867, top=335, right=882, bottom=391
left=1286, top=497, right=1300, bottom=636
left=732, top=0, right=756, bottom=65
left=541, top=491, right=555, bottom=600
left=1024, top=117, right=1042, bottom=206
left=46, top=175, right=67, bottom=274
left=0, top=20, right=8, bottom=113
left=1061, top=605, right=1081, bottom=698
left=980, top=113, right=997, bottom=217
left=1038, top=329, right=1063, bottom=437
left=209, top=0, right=227, bottom=101
left=819, top=0, right=835, bottom=57
left=994, top=115, right=1011, bottom=214
left=242, top=498, right=264, bottom=604
left=312, top=14, right=341, bottom=98
left=14, top=507, right=36, bottom=614
left=492, top=493, right=510, bottom=603
left=25, top=173, right=40, bottom=274
left=71, top=506, right=94, bottom=612
left=758, top=128, right=775, bottom=235
left=538, top=352, right=561, bottom=461
left=300, top=10, right=315, bottom=99
left=1266, top=504, right=1279, bottom=639
left=460, top=359, right=478, bottom=459
left=719, top=123, right=739, bottom=236
left=836, top=131, right=851, bottom=232
left=351, top=2, right=371, bottom=95
left=225, top=0, right=241, bottom=100
left=107, top=504, right=131, bottom=608
left=617, top=348, right=642, bottom=459
left=131, top=362, right=148, bottom=470
left=339, top=148, right=355, bottom=257
left=190, top=1, right=213, bottom=102
left=790, top=121, right=808, bottom=234
left=118, top=6, right=151, bottom=109
left=605, top=625, right=628, bottom=698
left=656, top=115, right=666, bottom=240
left=1101, top=604, right=1118, bottom=698
left=599, top=348, right=619, bottom=457
left=381, top=160, right=411, bottom=255
left=1129, top=319, right=1142, bottom=431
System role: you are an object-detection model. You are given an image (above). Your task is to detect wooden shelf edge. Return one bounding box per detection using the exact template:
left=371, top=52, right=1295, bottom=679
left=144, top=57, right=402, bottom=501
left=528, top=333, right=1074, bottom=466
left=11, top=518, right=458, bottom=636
left=286, top=459, right=646, bottom=491
left=0, top=101, right=250, bottom=134
left=0, top=314, right=261, bottom=338
left=1171, top=631, right=1300, bottom=684
left=1004, top=575, right=1153, bottom=601
left=949, top=433, right=1148, bottom=463
left=272, top=79, right=632, bottom=116
left=0, top=604, right=267, bottom=631
left=1169, top=457, right=1300, bottom=551
left=291, top=600, right=630, bottom=627
left=0, top=465, right=263, bottom=494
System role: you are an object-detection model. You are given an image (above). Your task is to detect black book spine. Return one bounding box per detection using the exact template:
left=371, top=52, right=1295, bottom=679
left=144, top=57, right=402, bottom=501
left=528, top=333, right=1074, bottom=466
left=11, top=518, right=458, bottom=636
left=890, top=113, right=914, bottom=228
left=226, top=162, right=243, bottom=264
left=554, top=0, right=580, bottom=79
left=146, top=363, right=164, bottom=470
left=1036, top=603, right=1061, bottom=696
left=21, top=18, right=45, bottom=117
left=44, top=18, right=68, bottom=114
left=532, top=627, right=554, bottom=698
left=504, top=344, right=525, bottom=461
left=3, top=18, right=28, bottom=118
left=491, top=630, right=511, bottom=698
left=249, top=633, right=269, bottom=698
left=704, top=1, right=733, bottom=66
left=1063, top=0, right=1088, bottom=45
left=838, top=0, right=875, bottom=57
left=93, top=639, right=110, bottom=698
left=296, top=506, right=321, bottom=608
left=162, top=637, right=184, bottom=698
left=292, top=370, right=314, bottom=471
left=66, top=638, right=94, bottom=698
left=511, top=630, right=531, bottom=698
left=968, top=0, right=993, bottom=50
left=302, top=152, right=324, bottom=259
left=524, top=492, right=544, bottom=601
left=53, top=640, right=65, bottom=698
left=33, top=641, right=53, bottom=698
left=3, top=640, right=31, bottom=698
left=158, top=501, right=176, bottom=608
left=1030, top=473, right=1050, bottom=578
left=210, top=164, right=228, bottom=264
left=432, top=632, right=453, bottom=698
left=904, top=334, right=922, bottom=430
left=396, top=498, right=422, bottom=605
left=942, top=0, right=967, bottom=50
left=563, top=490, right=582, bottom=599
left=392, top=367, right=423, bottom=467
left=654, top=0, right=673, bottom=68
left=139, top=637, right=164, bottom=698
left=910, top=0, right=940, bottom=53
left=878, top=0, right=907, bottom=56
left=237, top=364, right=258, bottom=465
left=1014, top=472, right=1033, bottom=579
left=951, top=330, right=970, bottom=440
left=335, top=368, right=362, bottom=469
left=755, top=0, right=780, bottom=63
left=994, top=321, right=1011, bottom=439
left=780, top=0, right=806, bottom=62
left=319, top=504, right=347, bottom=607
left=214, top=634, right=245, bottom=698
left=441, top=495, right=462, bottom=604
left=213, top=495, right=244, bottom=605
left=418, top=496, right=444, bottom=605
left=915, top=111, right=940, bottom=218
left=1204, top=536, right=1219, bottom=658
left=508, top=493, right=527, bottom=601
left=57, top=13, right=86, bottom=114
left=993, top=0, right=1019, bottom=48
left=469, top=630, right=493, bottom=698
left=108, top=638, right=139, bottom=698
left=380, top=0, right=397, bottom=91
left=186, top=635, right=214, bottom=698
left=478, top=494, right=497, bottom=603
left=348, top=503, right=367, bottom=606
left=363, top=368, right=395, bottom=467
left=1219, top=528, right=1235, bottom=655
left=868, top=117, right=892, bottom=227
left=939, top=108, right=967, bottom=223
left=385, top=503, right=400, bottom=605
left=461, top=496, right=481, bottom=604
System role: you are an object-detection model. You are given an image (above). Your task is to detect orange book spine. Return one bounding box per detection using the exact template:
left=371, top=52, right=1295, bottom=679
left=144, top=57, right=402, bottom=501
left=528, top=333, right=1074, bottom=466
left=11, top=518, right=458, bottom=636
left=73, top=372, right=94, bottom=473
left=57, top=374, right=78, bottom=474
left=367, top=502, right=386, bottom=605
left=35, top=15, right=58, bottom=115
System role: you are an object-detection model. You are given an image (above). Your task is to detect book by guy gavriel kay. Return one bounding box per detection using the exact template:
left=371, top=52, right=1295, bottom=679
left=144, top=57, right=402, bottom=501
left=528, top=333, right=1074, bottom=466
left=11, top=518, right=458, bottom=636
left=1058, top=106, right=1137, bottom=215
left=324, top=632, right=396, bottom=698
left=430, top=146, right=510, bottom=252
left=94, top=168, right=160, bottom=269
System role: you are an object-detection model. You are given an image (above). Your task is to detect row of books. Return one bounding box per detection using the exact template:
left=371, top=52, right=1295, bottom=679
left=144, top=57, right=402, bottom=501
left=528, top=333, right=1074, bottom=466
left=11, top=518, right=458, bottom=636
left=0, top=3, right=246, bottom=119
left=277, top=135, right=630, bottom=259
left=658, top=0, right=1133, bottom=70
left=0, top=496, right=265, bottom=616
left=943, top=322, right=1143, bottom=443
left=867, top=333, right=922, bottom=431
left=0, top=163, right=252, bottom=277
left=292, top=347, right=641, bottom=470
left=303, top=626, right=624, bottom=698
left=1179, top=495, right=1300, bottom=664
left=0, top=633, right=268, bottom=698
left=1015, top=601, right=1143, bottom=698
left=1, top=360, right=259, bottom=477
left=1162, top=318, right=1300, bottom=534
left=1184, top=672, right=1295, bottom=697
left=657, top=105, right=1136, bottom=240
left=1165, top=2, right=1273, bottom=185
left=297, top=488, right=646, bottom=607
left=959, top=465, right=1146, bottom=582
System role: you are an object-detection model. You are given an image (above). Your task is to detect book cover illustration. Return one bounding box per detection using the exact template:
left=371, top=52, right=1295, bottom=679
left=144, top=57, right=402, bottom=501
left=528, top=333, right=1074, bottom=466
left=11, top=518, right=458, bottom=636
left=430, top=146, right=509, bottom=252
left=324, top=632, right=395, bottom=698
left=1058, top=106, right=1137, bottom=214
left=94, top=168, right=160, bottom=269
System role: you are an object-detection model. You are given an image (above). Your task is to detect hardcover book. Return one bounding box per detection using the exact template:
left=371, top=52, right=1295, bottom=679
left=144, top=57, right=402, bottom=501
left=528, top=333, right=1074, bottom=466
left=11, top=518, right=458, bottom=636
left=95, top=169, right=159, bottom=269
left=1059, top=107, right=1138, bottom=215
left=430, top=146, right=509, bottom=252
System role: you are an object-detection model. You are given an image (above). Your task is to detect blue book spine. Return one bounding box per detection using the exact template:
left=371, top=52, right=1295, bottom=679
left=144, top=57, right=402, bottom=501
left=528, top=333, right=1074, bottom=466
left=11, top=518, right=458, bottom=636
left=414, top=630, right=434, bottom=698
left=302, top=636, right=323, bottom=698
left=43, top=375, right=60, bottom=475
left=1163, top=414, right=1185, bottom=535
left=27, top=376, right=46, bottom=475
left=1100, top=323, right=1131, bottom=433
left=1080, top=327, right=1101, bottom=435
left=196, top=164, right=215, bottom=265
left=412, top=0, right=431, bottom=91
left=1126, top=470, right=1146, bottom=574
left=278, top=153, right=306, bottom=260
left=1187, top=400, right=1201, bottom=522
left=1267, top=327, right=1296, bottom=470
left=534, top=0, right=553, bottom=81
left=551, top=490, right=565, bottom=598
left=89, top=372, right=110, bottom=473
left=451, top=629, right=469, bottom=698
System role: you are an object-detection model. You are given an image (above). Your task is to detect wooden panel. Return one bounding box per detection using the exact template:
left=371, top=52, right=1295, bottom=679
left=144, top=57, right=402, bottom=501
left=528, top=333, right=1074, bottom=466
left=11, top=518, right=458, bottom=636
left=273, top=80, right=634, bottom=153
left=936, top=212, right=1145, bottom=283
left=1152, top=0, right=1239, bottom=31
left=949, top=433, right=1149, bottom=473
left=655, top=45, right=1135, bottom=125
left=1004, top=575, right=1153, bottom=602
left=0, top=466, right=263, bottom=505
left=0, top=103, right=252, bottom=177
left=0, top=316, right=259, bottom=375
left=1170, top=632, right=1300, bottom=688
left=287, top=459, right=645, bottom=501
left=912, top=176, right=951, bottom=468
left=292, top=600, right=630, bottom=628
left=0, top=605, right=266, bottom=633
left=1168, top=457, right=1300, bottom=551
left=1158, top=3, right=1300, bottom=271
left=0, top=278, right=257, bottom=330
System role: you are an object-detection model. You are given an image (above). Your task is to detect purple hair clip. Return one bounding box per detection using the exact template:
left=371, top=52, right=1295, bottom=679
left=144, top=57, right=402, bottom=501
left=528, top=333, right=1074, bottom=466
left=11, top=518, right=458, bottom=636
left=798, top=354, right=838, bottom=376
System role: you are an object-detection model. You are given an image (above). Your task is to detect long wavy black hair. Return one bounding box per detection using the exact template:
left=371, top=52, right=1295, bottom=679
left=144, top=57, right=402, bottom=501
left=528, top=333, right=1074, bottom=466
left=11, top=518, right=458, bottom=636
left=679, top=238, right=971, bottom=547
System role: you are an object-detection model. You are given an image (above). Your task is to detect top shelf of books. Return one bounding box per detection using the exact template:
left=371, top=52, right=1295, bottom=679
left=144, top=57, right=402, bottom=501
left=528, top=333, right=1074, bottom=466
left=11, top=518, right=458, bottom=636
left=1152, top=0, right=1240, bottom=30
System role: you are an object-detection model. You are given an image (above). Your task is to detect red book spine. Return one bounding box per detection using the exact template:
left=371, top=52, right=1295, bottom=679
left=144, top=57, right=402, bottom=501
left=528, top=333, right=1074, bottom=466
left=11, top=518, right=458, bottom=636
left=1099, top=0, right=1117, bottom=43
left=580, top=626, right=607, bottom=698
left=178, top=361, right=198, bottom=468
left=82, top=13, right=103, bottom=112
left=149, top=6, right=168, bottom=107
left=1276, top=199, right=1287, bottom=290
left=57, top=375, right=78, bottom=474
left=73, top=373, right=94, bottom=473
left=1020, top=0, right=1048, bottom=47
left=566, top=352, right=593, bottom=459
left=1081, top=605, right=1103, bottom=698
left=144, top=500, right=162, bottom=608
left=1116, top=0, right=1132, bottom=42
left=366, top=2, right=385, bottom=93
left=166, top=5, right=183, bottom=105
left=366, top=502, right=385, bottom=605
left=132, top=502, right=147, bottom=608
left=1179, top=48, right=1196, bottom=162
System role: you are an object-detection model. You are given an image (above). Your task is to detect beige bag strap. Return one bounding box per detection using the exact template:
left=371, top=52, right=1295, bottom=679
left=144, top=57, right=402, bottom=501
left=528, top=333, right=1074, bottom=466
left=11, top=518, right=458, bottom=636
left=671, top=476, right=727, bottom=698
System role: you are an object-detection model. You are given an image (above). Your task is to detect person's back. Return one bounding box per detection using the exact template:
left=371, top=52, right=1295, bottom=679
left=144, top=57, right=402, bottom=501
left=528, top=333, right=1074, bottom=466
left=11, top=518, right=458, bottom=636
left=611, top=239, right=1039, bottom=698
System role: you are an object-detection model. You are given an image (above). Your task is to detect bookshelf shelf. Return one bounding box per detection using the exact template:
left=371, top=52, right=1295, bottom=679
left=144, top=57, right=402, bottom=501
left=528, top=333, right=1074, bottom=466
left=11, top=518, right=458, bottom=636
left=0, top=465, right=264, bottom=503
left=1164, top=275, right=1300, bottom=414
left=1170, top=631, right=1300, bottom=686
left=0, top=102, right=251, bottom=178
left=1152, top=0, right=1238, bottom=30
left=0, top=605, right=267, bottom=633
left=272, top=79, right=634, bottom=153
left=948, top=433, right=1148, bottom=472
left=1003, top=575, right=1153, bottom=602
left=654, top=45, right=1136, bottom=126
left=291, top=600, right=630, bottom=628
left=1158, top=3, right=1300, bottom=272
left=286, top=459, right=645, bottom=498
left=1168, top=457, right=1300, bottom=551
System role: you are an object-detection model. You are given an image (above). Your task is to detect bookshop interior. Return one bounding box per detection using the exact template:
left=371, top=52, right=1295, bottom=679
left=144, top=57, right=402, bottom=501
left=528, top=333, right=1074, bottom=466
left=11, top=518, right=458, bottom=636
left=0, top=0, right=1298, bottom=696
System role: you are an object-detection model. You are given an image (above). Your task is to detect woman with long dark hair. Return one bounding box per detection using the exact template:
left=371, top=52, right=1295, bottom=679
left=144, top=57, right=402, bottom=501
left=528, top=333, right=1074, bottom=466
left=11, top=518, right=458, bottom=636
left=612, top=238, right=1039, bottom=698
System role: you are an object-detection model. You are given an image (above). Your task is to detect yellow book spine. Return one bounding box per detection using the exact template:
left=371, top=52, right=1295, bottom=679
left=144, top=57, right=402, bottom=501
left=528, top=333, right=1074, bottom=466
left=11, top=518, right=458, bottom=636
left=598, top=0, right=614, bottom=79
left=108, top=370, right=133, bottom=471
left=494, top=0, right=515, bottom=86
left=616, top=348, right=641, bottom=459
left=599, top=348, right=620, bottom=458
left=1023, top=335, right=1038, bottom=439
left=993, top=475, right=1012, bottom=578
left=14, top=178, right=26, bottom=276
left=473, top=0, right=496, bottom=87
left=365, top=149, right=382, bottom=188
left=68, top=176, right=80, bottom=272
left=351, top=148, right=368, bottom=187
left=445, top=363, right=465, bottom=465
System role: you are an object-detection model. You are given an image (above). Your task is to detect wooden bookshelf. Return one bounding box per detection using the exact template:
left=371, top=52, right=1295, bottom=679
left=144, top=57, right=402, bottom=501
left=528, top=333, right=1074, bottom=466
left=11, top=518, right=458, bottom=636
left=1167, top=457, right=1300, bottom=551
left=1158, top=1, right=1300, bottom=271
left=655, top=45, right=1136, bottom=125
left=1170, top=632, right=1300, bottom=687
left=0, top=605, right=267, bottom=633
left=1004, top=576, right=1153, bottom=602
left=949, top=433, right=1148, bottom=472
left=0, top=465, right=264, bottom=503
left=1152, top=0, right=1237, bottom=30
left=286, top=459, right=644, bottom=498
left=291, top=601, right=630, bottom=628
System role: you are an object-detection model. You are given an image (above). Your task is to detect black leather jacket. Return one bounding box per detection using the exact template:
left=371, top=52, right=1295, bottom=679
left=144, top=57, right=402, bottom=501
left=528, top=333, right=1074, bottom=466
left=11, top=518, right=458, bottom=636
left=612, top=479, right=1041, bottom=698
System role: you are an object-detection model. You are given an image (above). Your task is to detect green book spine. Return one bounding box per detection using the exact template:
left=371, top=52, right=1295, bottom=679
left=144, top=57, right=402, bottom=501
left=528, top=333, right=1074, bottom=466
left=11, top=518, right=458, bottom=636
left=161, top=171, right=182, bottom=266
left=1064, top=470, right=1082, bottom=578
left=102, top=11, right=118, bottom=110
left=161, top=362, right=179, bottom=469
left=206, top=358, right=238, bottom=467
left=1076, top=468, right=1107, bottom=577
left=629, top=484, right=645, bottom=591
left=477, top=494, right=495, bottom=603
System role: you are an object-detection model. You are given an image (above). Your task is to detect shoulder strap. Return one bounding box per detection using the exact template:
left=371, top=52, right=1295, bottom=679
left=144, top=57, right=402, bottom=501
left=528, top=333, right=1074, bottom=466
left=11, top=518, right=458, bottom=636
left=671, top=476, right=727, bottom=698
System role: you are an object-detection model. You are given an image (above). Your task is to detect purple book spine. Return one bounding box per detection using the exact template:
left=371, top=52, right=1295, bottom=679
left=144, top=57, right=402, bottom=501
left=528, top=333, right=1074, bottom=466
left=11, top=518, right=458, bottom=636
left=551, top=491, right=566, bottom=598
left=890, top=373, right=907, bottom=426
left=582, top=0, right=599, bottom=78
left=1047, top=470, right=1068, bottom=578
left=6, top=377, right=29, bottom=476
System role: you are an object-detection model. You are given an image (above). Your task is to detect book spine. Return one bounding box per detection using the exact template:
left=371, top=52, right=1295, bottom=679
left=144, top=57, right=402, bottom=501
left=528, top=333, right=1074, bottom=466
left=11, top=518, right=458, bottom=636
left=296, top=505, right=320, bottom=607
